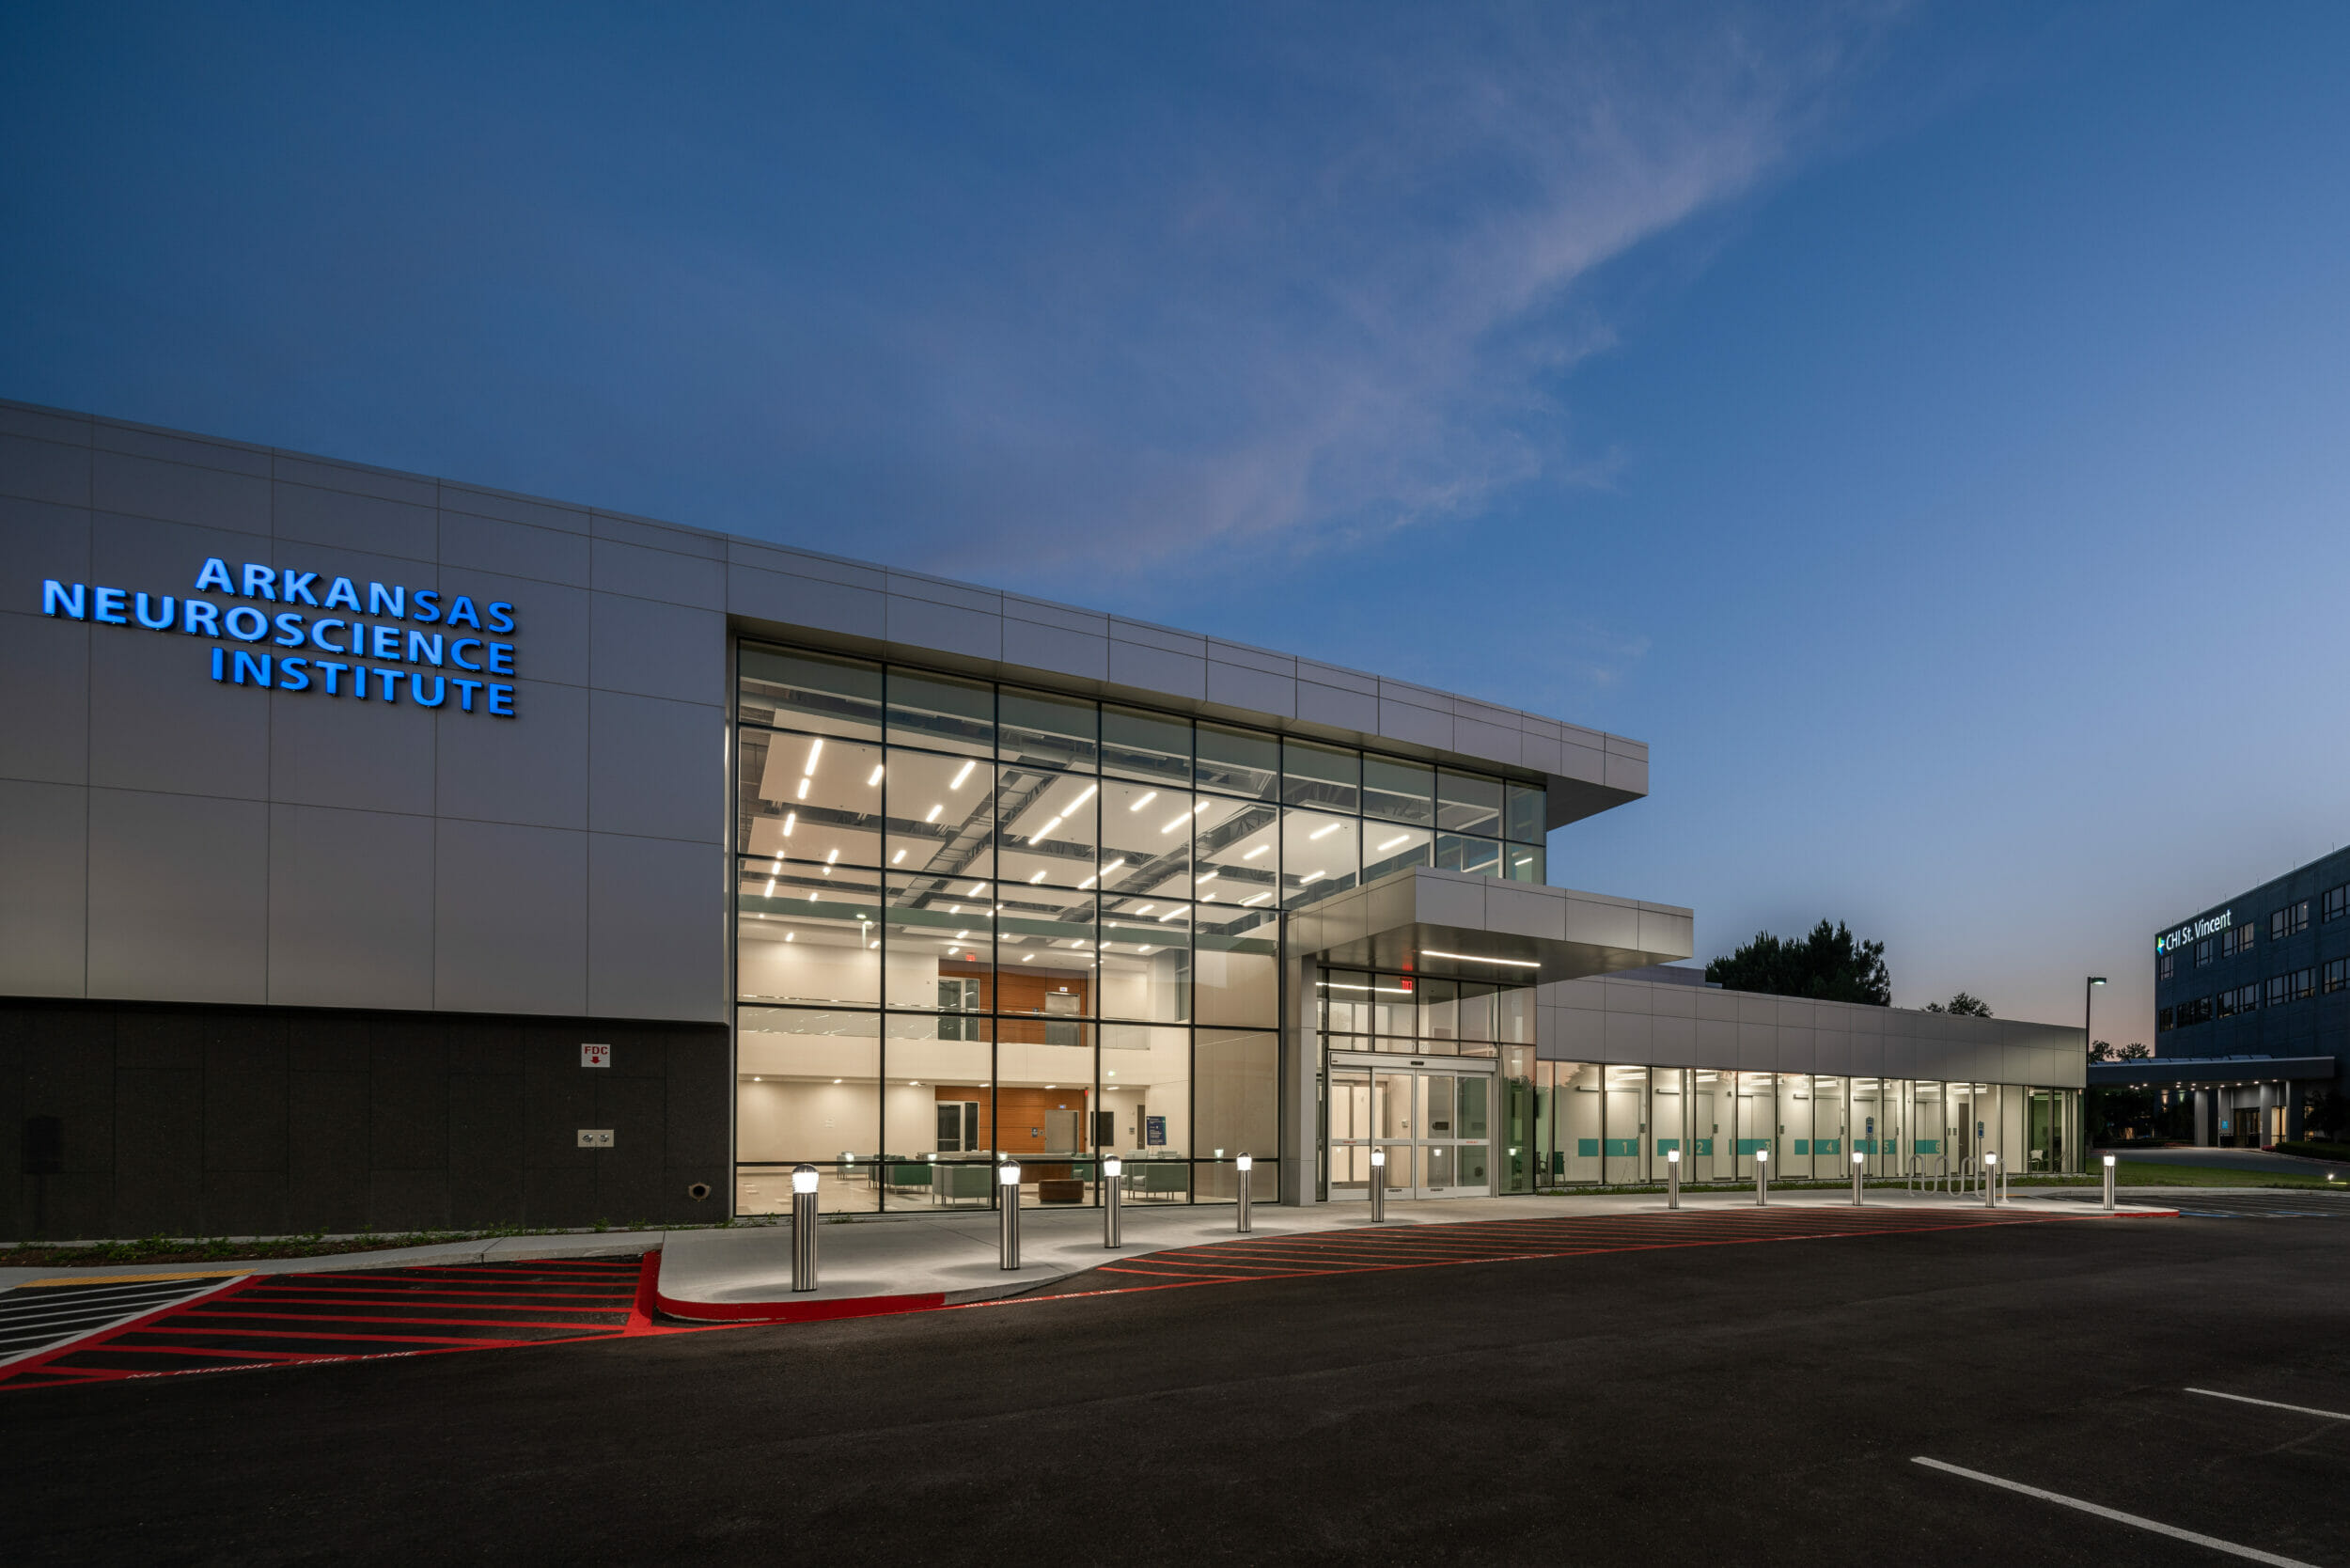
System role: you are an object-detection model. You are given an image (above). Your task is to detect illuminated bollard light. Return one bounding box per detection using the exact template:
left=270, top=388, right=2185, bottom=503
left=791, top=1164, right=821, bottom=1293
left=1370, top=1148, right=1386, bottom=1223
left=1667, top=1147, right=1681, bottom=1210
left=1235, top=1153, right=1254, bottom=1233
left=1755, top=1147, right=1770, bottom=1207
left=1103, top=1156, right=1123, bottom=1248
left=2102, top=1152, right=2116, bottom=1212
left=998, top=1161, right=1022, bottom=1269
left=1982, top=1151, right=1998, bottom=1209
left=1852, top=1150, right=1865, bottom=1207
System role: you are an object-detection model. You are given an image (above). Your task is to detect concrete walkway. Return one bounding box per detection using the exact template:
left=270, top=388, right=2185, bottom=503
left=653, top=1188, right=2173, bottom=1319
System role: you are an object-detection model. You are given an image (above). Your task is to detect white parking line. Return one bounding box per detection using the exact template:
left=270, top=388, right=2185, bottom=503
left=2186, top=1388, right=2350, bottom=1422
left=1912, top=1457, right=2319, bottom=1567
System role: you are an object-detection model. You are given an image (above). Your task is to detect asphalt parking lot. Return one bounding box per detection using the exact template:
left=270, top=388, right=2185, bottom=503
left=4, top=1209, right=2345, bottom=1566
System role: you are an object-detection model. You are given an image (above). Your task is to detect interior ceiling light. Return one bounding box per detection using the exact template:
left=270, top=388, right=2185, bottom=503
left=1300, top=870, right=1325, bottom=884
left=950, top=760, right=976, bottom=790
left=804, top=737, right=822, bottom=774
left=955, top=930, right=969, bottom=940
left=1418, top=949, right=1542, bottom=969
left=1156, top=905, right=1183, bottom=922
left=1244, top=844, right=1269, bottom=859
left=825, top=848, right=838, bottom=864
left=1136, top=945, right=1152, bottom=955
left=783, top=811, right=796, bottom=836
left=807, top=890, right=819, bottom=902
left=1197, top=870, right=1217, bottom=884
left=967, top=882, right=985, bottom=897
left=1309, top=822, right=1340, bottom=840
left=948, top=904, right=962, bottom=916
left=1130, top=791, right=1157, bottom=812
left=1242, top=892, right=1270, bottom=906
left=1078, top=875, right=1098, bottom=890
left=1069, top=783, right=1097, bottom=808
left=1100, top=857, right=1124, bottom=877
left=796, top=777, right=809, bottom=800
left=1032, top=815, right=1063, bottom=844
left=785, top=933, right=795, bottom=943
left=1161, top=808, right=1196, bottom=834
left=891, top=849, right=906, bottom=864
left=1377, top=835, right=1409, bottom=853
left=868, top=764, right=885, bottom=786
left=1022, top=954, right=1036, bottom=962
left=1202, top=892, right=1217, bottom=902
left=924, top=804, right=943, bottom=823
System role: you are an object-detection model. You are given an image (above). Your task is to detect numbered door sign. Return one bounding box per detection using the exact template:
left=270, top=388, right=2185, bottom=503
left=581, top=1043, right=611, bottom=1069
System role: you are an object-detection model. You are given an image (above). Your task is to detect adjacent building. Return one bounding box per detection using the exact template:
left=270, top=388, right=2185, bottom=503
left=0, top=399, right=2086, bottom=1240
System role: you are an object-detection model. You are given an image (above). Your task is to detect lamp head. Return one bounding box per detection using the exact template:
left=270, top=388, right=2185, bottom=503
left=997, top=1162, right=1021, bottom=1185
left=2090, top=976, right=2107, bottom=986
left=1853, top=1152, right=1864, bottom=1165
left=1667, top=1149, right=1681, bottom=1165
left=1235, top=1153, right=1253, bottom=1172
left=2103, top=1153, right=2115, bottom=1167
left=1370, top=1149, right=1386, bottom=1167
left=791, top=1163, right=820, bottom=1196
left=1103, top=1156, right=1122, bottom=1178
left=1755, top=1149, right=1768, bottom=1164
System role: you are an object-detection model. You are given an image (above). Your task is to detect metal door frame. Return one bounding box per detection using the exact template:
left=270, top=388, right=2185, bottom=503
left=1328, top=1051, right=1498, bottom=1200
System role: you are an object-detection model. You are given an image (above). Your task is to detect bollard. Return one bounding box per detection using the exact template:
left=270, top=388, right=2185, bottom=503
left=1103, top=1156, right=1123, bottom=1247
left=1236, top=1153, right=1254, bottom=1232
left=1852, top=1150, right=1865, bottom=1207
left=1667, top=1147, right=1681, bottom=1210
left=1982, top=1151, right=1998, bottom=1209
left=790, top=1164, right=821, bottom=1293
left=998, top=1161, right=1022, bottom=1269
left=2102, top=1152, right=2116, bottom=1212
left=1370, top=1148, right=1386, bottom=1222
left=1755, top=1148, right=1770, bottom=1206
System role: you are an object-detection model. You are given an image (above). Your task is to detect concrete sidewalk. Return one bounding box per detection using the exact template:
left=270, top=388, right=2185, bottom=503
left=653, top=1189, right=2174, bottom=1320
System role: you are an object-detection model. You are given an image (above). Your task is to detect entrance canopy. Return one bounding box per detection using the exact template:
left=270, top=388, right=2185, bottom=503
left=1291, top=867, right=1693, bottom=984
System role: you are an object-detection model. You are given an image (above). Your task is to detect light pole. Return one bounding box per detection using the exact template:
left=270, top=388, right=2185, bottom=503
left=2084, top=976, right=2107, bottom=1061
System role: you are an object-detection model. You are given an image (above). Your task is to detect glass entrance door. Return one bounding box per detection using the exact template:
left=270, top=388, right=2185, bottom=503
left=1329, top=1057, right=1495, bottom=1199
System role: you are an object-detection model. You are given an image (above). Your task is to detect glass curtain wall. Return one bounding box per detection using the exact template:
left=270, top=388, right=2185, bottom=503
left=1519, top=1068, right=2082, bottom=1187
left=736, top=642, right=1544, bottom=1213
left=1316, top=966, right=1532, bottom=1199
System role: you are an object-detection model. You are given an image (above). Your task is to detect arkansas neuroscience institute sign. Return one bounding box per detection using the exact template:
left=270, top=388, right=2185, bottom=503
left=41, top=558, right=520, bottom=716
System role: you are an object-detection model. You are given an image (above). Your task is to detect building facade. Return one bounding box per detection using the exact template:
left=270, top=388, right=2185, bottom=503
left=0, top=400, right=2084, bottom=1240
left=2142, top=846, right=2350, bottom=1145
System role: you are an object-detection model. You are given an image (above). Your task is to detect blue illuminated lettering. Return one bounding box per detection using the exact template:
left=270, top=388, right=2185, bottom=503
left=410, top=674, right=447, bottom=707
left=41, top=580, right=86, bottom=619
left=231, top=651, right=274, bottom=686
left=273, top=612, right=307, bottom=647
left=224, top=606, right=270, bottom=642
left=211, top=647, right=225, bottom=681
left=411, top=589, right=441, bottom=623
left=278, top=656, right=311, bottom=692
left=280, top=570, right=320, bottom=606
left=316, top=660, right=350, bottom=695
left=369, top=667, right=400, bottom=701
left=308, top=618, right=345, bottom=651
left=442, top=595, right=481, bottom=630
left=195, top=558, right=235, bottom=594
left=323, top=576, right=361, bottom=611
left=405, top=631, right=444, bottom=666
left=449, top=638, right=484, bottom=671
left=133, top=592, right=176, bottom=630
left=485, top=602, right=516, bottom=634
left=368, top=582, right=404, bottom=619
left=369, top=624, right=402, bottom=659
left=487, top=642, right=515, bottom=674
left=487, top=683, right=516, bottom=717
left=451, top=678, right=483, bottom=712
left=241, top=563, right=278, bottom=601
left=182, top=599, right=221, bottom=636
left=93, top=587, right=128, bottom=624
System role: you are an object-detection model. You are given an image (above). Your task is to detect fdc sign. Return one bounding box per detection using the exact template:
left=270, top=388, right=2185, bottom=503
left=40, top=557, right=521, bottom=717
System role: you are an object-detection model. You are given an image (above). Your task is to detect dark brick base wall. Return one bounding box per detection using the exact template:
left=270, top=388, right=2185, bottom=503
left=0, top=998, right=729, bottom=1241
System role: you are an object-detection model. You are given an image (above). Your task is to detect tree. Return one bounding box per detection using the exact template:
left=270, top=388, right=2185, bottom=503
left=2090, top=1041, right=2152, bottom=1061
left=1923, top=992, right=1993, bottom=1017
left=1704, top=919, right=1890, bottom=1006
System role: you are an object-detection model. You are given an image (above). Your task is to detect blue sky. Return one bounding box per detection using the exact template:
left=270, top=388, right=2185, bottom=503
left=8, top=2, right=2349, bottom=1044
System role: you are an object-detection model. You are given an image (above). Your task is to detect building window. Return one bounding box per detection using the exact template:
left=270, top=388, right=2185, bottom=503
left=2270, top=902, right=2310, bottom=941
left=2195, top=937, right=2214, bottom=968
left=2325, top=886, right=2348, bottom=923
left=2174, top=996, right=2213, bottom=1027
left=2323, top=958, right=2348, bottom=995
left=2157, top=952, right=2174, bottom=981
left=2156, top=1006, right=2175, bottom=1033
left=2222, top=924, right=2254, bottom=960
left=2216, top=983, right=2260, bottom=1019
left=2266, top=968, right=2315, bottom=1007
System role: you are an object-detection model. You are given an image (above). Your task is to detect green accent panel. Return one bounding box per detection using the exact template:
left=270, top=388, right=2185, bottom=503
left=1915, top=1138, right=1941, bottom=1154
left=1794, top=1139, right=1810, bottom=1155
left=1604, top=1138, right=1638, bottom=1156
left=1693, top=1138, right=1714, bottom=1156
left=1655, top=1138, right=1681, bottom=1154
left=1735, top=1137, right=1770, bottom=1155
left=1813, top=1138, right=1840, bottom=1155
left=1576, top=1138, right=1599, bottom=1157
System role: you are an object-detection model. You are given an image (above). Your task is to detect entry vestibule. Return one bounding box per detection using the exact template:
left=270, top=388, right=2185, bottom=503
left=1326, top=1054, right=1497, bottom=1200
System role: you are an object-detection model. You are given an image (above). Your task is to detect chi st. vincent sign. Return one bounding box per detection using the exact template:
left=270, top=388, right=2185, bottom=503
left=2154, top=909, right=2231, bottom=955
left=40, top=558, right=521, bottom=717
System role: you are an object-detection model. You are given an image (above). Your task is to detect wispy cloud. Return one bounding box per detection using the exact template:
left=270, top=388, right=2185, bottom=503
left=728, top=4, right=1904, bottom=582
